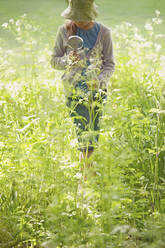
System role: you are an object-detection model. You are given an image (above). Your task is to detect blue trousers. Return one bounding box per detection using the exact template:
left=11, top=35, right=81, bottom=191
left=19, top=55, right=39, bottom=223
left=67, top=81, right=107, bottom=152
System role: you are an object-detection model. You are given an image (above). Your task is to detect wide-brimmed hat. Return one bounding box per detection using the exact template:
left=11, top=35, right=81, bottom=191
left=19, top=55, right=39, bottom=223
left=61, top=0, right=99, bottom=21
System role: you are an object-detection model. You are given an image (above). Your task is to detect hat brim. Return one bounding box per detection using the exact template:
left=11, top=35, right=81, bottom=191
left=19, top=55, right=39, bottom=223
left=61, top=4, right=99, bottom=21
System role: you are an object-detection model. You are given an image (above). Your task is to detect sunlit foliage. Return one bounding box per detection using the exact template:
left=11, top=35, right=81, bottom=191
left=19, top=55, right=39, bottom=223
left=0, top=11, right=165, bottom=248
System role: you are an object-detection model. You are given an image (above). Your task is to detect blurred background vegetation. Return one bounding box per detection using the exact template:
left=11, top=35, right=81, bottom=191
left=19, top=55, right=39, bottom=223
left=1, top=0, right=165, bottom=47
left=0, top=1, right=165, bottom=247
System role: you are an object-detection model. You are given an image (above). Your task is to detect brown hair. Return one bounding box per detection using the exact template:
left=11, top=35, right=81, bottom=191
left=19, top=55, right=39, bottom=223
left=65, top=20, right=77, bottom=38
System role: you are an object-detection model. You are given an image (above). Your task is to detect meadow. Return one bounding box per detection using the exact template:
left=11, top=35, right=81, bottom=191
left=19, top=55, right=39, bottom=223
left=0, top=1, right=165, bottom=248
left=1, top=0, right=165, bottom=49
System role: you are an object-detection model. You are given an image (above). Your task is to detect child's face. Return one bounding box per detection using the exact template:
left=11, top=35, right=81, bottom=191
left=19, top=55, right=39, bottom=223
left=73, top=21, right=93, bottom=30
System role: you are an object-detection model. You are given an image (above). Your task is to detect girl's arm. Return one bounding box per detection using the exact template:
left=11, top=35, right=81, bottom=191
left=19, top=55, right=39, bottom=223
left=50, top=26, right=68, bottom=70
left=98, top=28, right=115, bottom=89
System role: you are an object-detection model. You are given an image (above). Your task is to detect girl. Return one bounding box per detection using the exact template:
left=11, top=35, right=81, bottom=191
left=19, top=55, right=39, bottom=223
left=51, top=0, right=115, bottom=160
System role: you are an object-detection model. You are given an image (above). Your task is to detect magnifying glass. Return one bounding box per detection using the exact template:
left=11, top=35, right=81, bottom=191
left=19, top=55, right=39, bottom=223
left=67, top=35, right=84, bottom=52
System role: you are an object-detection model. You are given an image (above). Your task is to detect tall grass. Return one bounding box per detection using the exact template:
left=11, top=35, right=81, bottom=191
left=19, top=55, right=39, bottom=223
left=0, top=11, right=165, bottom=247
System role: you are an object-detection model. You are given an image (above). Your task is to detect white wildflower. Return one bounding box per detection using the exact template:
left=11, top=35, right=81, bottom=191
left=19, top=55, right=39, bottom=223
left=5, top=81, right=22, bottom=98
left=145, top=23, right=153, bottom=31
left=155, top=10, right=160, bottom=16
left=156, top=18, right=163, bottom=24
left=21, top=14, right=27, bottom=18
left=152, top=17, right=163, bottom=24
left=31, top=40, right=37, bottom=45
left=0, top=142, right=5, bottom=147
left=160, top=55, right=165, bottom=62
left=155, top=34, right=165, bottom=39
left=134, top=33, right=145, bottom=41
left=2, top=23, right=8, bottom=28
left=6, top=50, right=13, bottom=55
left=8, top=68, right=16, bottom=74
left=74, top=172, right=82, bottom=179
left=141, top=41, right=152, bottom=48
left=45, top=49, right=52, bottom=55
left=9, top=19, right=14, bottom=24
left=70, top=138, right=78, bottom=148
left=125, top=22, right=132, bottom=27
left=38, top=56, right=46, bottom=63
left=154, top=43, right=162, bottom=52
left=16, top=27, right=21, bottom=32
left=16, top=37, right=22, bottom=41
left=16, top=20, right=21, bottom=26
left=158, top=70, right=165, bottom=79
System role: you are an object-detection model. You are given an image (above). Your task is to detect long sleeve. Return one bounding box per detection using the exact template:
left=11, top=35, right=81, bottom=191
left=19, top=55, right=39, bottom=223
left=50, top=26, right=68, bottom=70
left=98, top=28, right=115, bottom=88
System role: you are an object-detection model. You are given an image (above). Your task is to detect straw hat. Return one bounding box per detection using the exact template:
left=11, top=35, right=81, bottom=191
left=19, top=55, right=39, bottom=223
left=61, top=0, right=99, bottom=21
